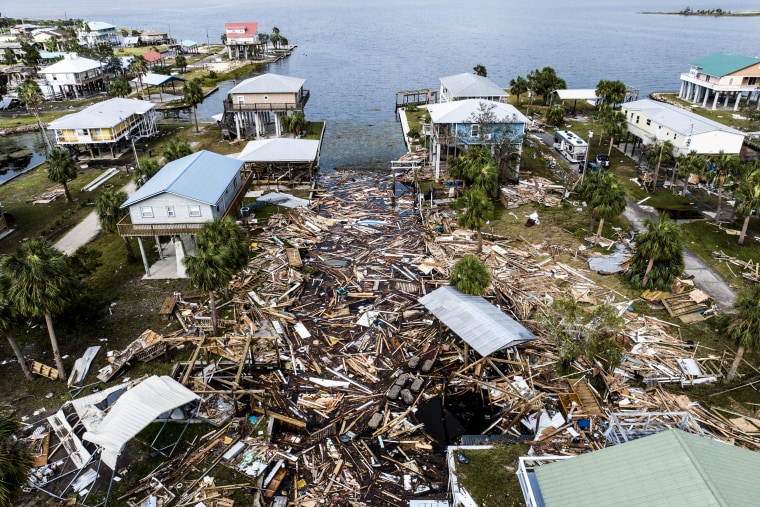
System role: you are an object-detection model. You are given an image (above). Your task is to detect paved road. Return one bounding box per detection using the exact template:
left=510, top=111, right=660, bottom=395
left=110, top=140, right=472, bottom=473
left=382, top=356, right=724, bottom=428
left=55, top=179, right=137, bottom=255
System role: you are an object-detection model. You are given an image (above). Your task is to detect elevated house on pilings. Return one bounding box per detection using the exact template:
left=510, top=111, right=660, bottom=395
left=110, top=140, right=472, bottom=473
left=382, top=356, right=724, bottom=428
left=118, top=150, right=252, bottom=278
left=679, top=52, right=760, bottom=111
left=221, top=73, right=310, bottom=141
left=39, top=53, right=105, bottom=100
left=47, top=97, right=157, bottom=160
left=438, top=72, right=509, bottom=103
left=425, top=99, right=529, bottom=181
left=224, top=21, right=266, bottom=60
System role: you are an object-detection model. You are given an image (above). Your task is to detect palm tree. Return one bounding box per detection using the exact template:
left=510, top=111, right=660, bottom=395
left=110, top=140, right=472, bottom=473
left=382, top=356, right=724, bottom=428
left=199, top=218, right=249, bottom=272
left=175, top=54, right=187, bottom=73
left=628, top=214, right=683, bottom=290
left=508, top=76, right=529, bottom=105
left=594, top=79, right=627, bottom=107
left=712, top=151, right=740, bottom=224
left=598, top=106, right=627, bottom=154
left=134, top=158, right=161, bottom=188
left=646, top=139, right=674, bottom=192
left=163, top=139, right=192, bottom=162
left=3, top=239, right=75, bottom=380
left=0, top=407, right=33, bottom=505
left=281, top=110, right=306, bottom=137
left=448, top=146, right=492, bottom=189
left=725, top=284, right=760, bottom=381
left=677, top=151, right=707, bottom=197
left=128, top=55, right=148, bottom=94
left=46, top=148, right=78, bottom=202
left=546, top=104, right=565, bottom=127
left=183, top=80, right=205, bottom=133
left=108, top=76, right=132, bottom=98
left=95, top=188, right=135, bottom=258
left=17, top=79, right=52, bottom=154
left=734, top=170, right=760, bottom=245
left=183, top=235, right=234, bottom=335
left=0, top=275, right=32, bottom=380
left=454, top=188, right=494, bottom=253
left=472, top=64, right=487, bottom=77
left=590, top=172, right=627, bottom=243
left=450, top=255, right=491, bottom=295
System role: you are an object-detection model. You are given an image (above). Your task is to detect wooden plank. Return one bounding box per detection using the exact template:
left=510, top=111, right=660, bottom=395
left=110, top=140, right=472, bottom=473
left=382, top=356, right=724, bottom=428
left=31, top=361, right=59, bottom=380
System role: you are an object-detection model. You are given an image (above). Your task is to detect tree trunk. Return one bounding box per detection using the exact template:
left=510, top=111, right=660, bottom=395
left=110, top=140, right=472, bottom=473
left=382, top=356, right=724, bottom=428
left=62, top=181, right=73, bottom=202
left=476, top=229, right=483, bottom=254
left=596, top=217, right=606, bottom=244
left=193, top=106, right=199, bottom=133
left=123, top=236, right=136, bottom=259
left=739, top=215, right=750, bottom=245
left=588, top=212, right=596, bottom=237
left=44, top=312, right=67, bottom=381
left=607, top=137, right=614, bottom=157
left=33, top=108, right=52, bottom=154
left=715, top=174, right=725, bottom=224
left=642, top=257, right=655, bottom=288
left=209, top=289, right=219, bottom=335
left=5, top=332, right=33, bottom=380
left=652, top=145, right=663, bottom=192
left=727, top=345, right=745, bottom=381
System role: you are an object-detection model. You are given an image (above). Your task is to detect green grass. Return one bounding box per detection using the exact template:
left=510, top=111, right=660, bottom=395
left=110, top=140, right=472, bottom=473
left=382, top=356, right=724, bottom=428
left=681, top=219, right=760, bottom=290
left=455, top=444, right=529, bottom=506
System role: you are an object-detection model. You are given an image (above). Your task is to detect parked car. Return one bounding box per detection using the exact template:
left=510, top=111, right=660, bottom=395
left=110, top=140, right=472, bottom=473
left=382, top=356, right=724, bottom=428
left=595, top=154, right=610, bottom=168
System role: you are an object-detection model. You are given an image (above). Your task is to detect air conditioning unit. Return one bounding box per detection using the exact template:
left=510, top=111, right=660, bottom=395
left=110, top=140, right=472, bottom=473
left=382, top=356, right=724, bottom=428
left=483, top=133, right=493, bottom=141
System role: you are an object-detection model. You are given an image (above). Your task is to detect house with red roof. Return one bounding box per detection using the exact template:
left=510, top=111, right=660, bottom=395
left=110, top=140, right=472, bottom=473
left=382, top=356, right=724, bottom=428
left=141, top=50, right=166, bottom=68
left=224, top=22, right=266, bottom=60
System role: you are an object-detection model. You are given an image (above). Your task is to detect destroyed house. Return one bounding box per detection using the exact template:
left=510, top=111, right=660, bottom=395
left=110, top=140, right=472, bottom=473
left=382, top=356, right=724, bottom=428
left=520, top=429, right=760, bottom=507
left=419, top=285, right=536, bottom=359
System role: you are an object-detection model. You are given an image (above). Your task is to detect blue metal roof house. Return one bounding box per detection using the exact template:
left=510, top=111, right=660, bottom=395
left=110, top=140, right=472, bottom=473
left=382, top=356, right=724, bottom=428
left=118, top=150, right=249, bottom=277
left=121, top=150, right=244, bottom=225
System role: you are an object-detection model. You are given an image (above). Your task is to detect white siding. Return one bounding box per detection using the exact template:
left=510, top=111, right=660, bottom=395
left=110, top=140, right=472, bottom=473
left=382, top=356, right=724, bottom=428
left=128, top=194, right=215, bottom=225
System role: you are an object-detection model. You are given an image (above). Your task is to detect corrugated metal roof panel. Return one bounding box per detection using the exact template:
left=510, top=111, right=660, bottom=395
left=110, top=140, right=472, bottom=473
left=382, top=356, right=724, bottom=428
left=690, top=52, right=760, bottom=78
left=47, top=98, right=155, bottom=130
left=121, top=150, right=243, bottom=208
left=623, top=98, right=743, bottom=136
left=229, top=73, right=305, bottom=94
left=439, top=72, right=508, bottom=99
left=419, top=286, right=535, bottom=357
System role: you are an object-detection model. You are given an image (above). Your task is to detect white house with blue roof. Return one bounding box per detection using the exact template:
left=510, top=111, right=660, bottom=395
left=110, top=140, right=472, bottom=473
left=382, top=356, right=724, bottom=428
left=425, top=99, right=529, bottom=180
left=119, top=150, right=249, bottom=276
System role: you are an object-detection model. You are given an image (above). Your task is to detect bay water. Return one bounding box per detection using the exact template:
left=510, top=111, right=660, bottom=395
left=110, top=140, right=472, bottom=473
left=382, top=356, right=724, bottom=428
left=5, top=0, right=760, bottom=170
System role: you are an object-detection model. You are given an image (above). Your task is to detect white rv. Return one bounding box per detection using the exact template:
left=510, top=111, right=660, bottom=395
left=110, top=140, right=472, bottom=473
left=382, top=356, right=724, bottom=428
left=553, top=130, right=588, bottom=164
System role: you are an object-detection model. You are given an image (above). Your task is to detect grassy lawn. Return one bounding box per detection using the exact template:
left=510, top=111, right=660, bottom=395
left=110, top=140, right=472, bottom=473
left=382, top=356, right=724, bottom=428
left=681, top=219, right=760, bottom=290
left=455, top=444, right=529, bottom=506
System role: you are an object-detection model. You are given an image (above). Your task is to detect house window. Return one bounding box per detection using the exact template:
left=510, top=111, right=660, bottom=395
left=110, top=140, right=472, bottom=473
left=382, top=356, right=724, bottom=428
left=237, top=96, right=245, bottom=106
left=263, top=95, right=269, bottom=101
left=471, top=124, right=480, bottom=137
left=674, top=134, right=677, bottom=140
left=166, top=206, right=175, bottom=217
left=188, top=205, right=201, bottom=217
left=635, top=115, right=639, bottom=124
left=140, top=206, right=154, bottom=218
left=646, top=119, right=651, bottom=126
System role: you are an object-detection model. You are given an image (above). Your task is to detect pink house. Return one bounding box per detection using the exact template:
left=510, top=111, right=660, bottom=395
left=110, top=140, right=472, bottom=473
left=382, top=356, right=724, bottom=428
left=224, top=22, right=266, bottom=60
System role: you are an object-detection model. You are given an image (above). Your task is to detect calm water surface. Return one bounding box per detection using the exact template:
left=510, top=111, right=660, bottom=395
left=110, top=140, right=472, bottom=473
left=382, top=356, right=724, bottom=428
left=7, top=0, right=760, bottom=170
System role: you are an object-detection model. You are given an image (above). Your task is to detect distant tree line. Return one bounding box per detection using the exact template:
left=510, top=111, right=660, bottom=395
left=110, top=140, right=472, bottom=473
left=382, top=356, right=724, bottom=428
left=678, top=7, right=731, bottom=15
